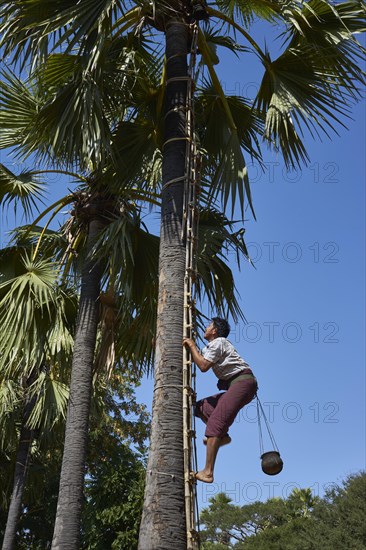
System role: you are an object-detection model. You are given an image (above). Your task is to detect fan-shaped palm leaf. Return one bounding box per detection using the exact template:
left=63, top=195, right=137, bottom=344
left=214, top=0, right=283, bottom=26
left=196, top=208, right=249, bottom=321
left=1, top=31, right=162, bottom=169
left=197, top=29, right=258, bottom=217
left=0, top=164, right=45, bottom=219
left=283, top=0, right=366, bottom=95
left=0, top=70, right=41, bottom=151
left=89, top=202, right=251, bottom=375
left=196, top=83, right=264, bottom=159
left=25, top=372, right=69, bottom=433
left=0, top=251, right=65, bottom=378
left=201, top=27, right=250, bottom=66
left=255, top=0, right=365, bottom=167
left=195, top=81, right=264, bottom=215
left=0, top=0, right=138, bottom=68
left=0, top=379, right=21, bottom=452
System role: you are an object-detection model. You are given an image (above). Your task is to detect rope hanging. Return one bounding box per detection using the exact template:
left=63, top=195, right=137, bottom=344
left=256, top=395, right=280, bottom=456
left=256, top=395, right=284, bottom=475
left=181, top=22, right=201, bottom=550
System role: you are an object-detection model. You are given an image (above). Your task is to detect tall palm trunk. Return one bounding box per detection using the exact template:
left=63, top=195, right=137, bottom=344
left=2, top=382, right=37, bottom=550
left=138, top=19, right=189, bottom=550
left=51, top=214, right=104, bottom=550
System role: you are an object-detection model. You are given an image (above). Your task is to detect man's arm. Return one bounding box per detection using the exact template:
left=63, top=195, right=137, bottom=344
left=183, top=338, right=213, bottom=372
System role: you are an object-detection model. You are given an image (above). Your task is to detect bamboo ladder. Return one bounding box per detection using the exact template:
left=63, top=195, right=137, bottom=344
left=182, top=22, right=201, bottom=550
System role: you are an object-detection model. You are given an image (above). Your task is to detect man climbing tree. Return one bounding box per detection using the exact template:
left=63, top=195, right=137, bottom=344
left=183, top=317, right=258, bottom=483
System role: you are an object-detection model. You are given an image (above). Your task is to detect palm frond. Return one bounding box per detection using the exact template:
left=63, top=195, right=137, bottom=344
left=114, top=300, right=157, bottom=376
left=45, top=290, right=77, bottom=379
left=0, top=1, right=52, bottom=70
left=196, top=208, right=249, bottom=322
left=25, top=35, right=158, bottom=169
left=0, top=251, right=61, bottom=378
left=254, top=0, right=366, bottom=167
left=111, top=119, right=163, bottom=191
left=0, top=0, right=134, bottom=68
left=1, top=30, right=160, bottom=169
left=10, top=225, right=70, bottom=265
left=0, top=245, right=26, bottom=288
left=196, top=83, right=264, bottom=160
left=0, top=237, right=76, bottom=410
left=198, top=30, right=258, bottom=218
left=0, top=70, right=40, bottom=151
left=282, top=0, right=366, bottom=95
left=206, top=5, right=268, bottom=59
left=214, top=0, right=282, bottom=26
left=255, top=40, right=362, bottom=167
left=50, top=1, right=136, bottom=58
left=93, top=205, right=159, bottom=301
left=35, top=76, right=113, bottom=169
left=0, top=379, right=21, bottom=451
left=39, top=53, right=83, bottom=91
left=0, top=164, right=45, bottom=218
left=106, top=49, right=165, bottom=190
left=201, top=28, right=250, bottom=66
left=26, top=372, right=69, bottom=432
left=208, top=131, right=254, bottom=218
left=93, top=209, right=159, bottom=374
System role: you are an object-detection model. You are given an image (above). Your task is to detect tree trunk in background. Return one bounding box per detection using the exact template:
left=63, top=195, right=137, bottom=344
left=2, top=384, right=37, bottom=550
left=51, top=215, right=104, bottom=550
left=138, top=19, right=189, bottom=550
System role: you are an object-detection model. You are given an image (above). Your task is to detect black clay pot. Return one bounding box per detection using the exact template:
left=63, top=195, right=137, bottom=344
left=261, top=451, right=283, bottom=475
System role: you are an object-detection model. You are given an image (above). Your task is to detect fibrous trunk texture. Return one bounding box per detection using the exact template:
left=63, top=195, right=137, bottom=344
left=138, top=19, right=189, bottom=550
left=51, top=216, right=103, bottom=550
left=2, top=387, right=37, bottom=550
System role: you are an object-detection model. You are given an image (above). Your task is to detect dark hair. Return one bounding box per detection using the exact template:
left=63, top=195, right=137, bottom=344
left=212, top=317, right=230, bottom=338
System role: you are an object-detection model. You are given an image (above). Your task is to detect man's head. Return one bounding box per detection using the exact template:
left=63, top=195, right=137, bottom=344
left=204, top=317, right=230, bottom=340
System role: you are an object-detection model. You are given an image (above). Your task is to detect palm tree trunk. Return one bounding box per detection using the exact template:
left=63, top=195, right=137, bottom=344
left=138, top=19, right=189, bottom=550
left=51, top=214, right=104, bottom=550
left=1, top=388, right=37, bottom=550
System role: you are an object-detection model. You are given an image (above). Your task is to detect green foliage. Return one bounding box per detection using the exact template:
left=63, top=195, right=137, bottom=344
left=83, top=431, right=145, bottom=550
left=2, top=0, right=363, bottom=213
left=307, top=473, right=366, bottom=550
left=0, top=224, right=151, bottom=547
left=200, top=472, right=366, bottom=549
left=0, top=376, right=149, bottom=549
left=0, top=163, right=45, bottom=218
left=1, top=0, right=365, bottom=226
left=0, top=2, right=365, bottom=545
left=0, top=245, right=76, bottom=381
left=214, top=0, right=280, bottom=26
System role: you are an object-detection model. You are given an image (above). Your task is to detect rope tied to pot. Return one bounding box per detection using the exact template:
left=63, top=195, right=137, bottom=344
left=256, top=395, right=284, bottom=476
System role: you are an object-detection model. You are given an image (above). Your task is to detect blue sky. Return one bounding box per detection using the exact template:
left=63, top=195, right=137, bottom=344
left=135, top=94, right=366, bottom=509
left=137, top=33, right=366, bottom=509
left=1, top=16, right=365, bottom=513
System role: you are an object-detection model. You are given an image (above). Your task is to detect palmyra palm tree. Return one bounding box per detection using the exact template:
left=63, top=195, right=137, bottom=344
left=0, top=199, right=153, bottom=550
left=0, top=42, right=162, bottom=546
left=0, top=190, right=75, bottom=550
left=1, top=1, right=365, bottom=547
left=0, top=66, right=250, bottom=548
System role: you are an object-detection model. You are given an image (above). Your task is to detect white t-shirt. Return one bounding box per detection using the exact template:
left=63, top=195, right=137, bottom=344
left=201, top=337, right=251, bottom=380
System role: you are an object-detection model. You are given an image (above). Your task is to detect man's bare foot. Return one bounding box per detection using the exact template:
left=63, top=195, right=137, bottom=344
left=203, top=435, right=231, bottom=447
left=195, top=470, right=214, bottom=483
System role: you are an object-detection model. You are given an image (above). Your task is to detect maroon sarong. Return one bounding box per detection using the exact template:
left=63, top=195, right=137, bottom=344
left=195, top=378, right=257, bottom=438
